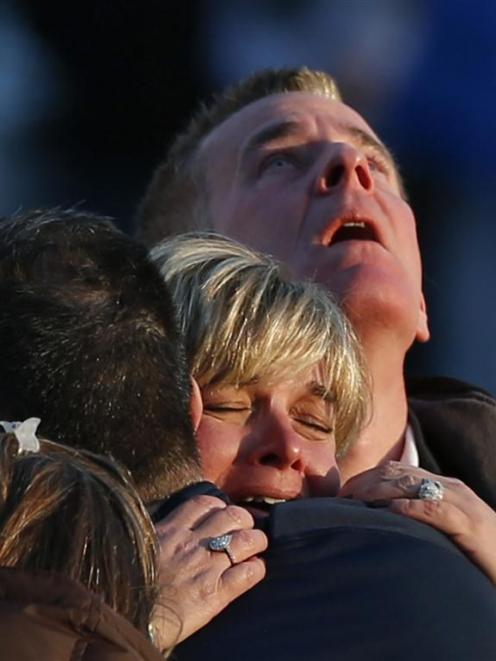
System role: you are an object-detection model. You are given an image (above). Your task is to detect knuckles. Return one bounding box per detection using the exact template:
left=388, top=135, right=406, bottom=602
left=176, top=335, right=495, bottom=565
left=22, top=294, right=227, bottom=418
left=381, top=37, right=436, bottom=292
left=232, top=557, right=266, bottom=585
left=233, top=528, right=268, bottom=554
left=189, top=494, right=229, bottom=512
left=224, top=504, right=255, bottom=528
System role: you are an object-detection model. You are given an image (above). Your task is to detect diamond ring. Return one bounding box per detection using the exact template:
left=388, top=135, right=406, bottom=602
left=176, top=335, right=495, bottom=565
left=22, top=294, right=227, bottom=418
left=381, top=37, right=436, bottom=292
left=208, top=533, right=236, bottom=565
left=417, top=478, right=444, bottom=502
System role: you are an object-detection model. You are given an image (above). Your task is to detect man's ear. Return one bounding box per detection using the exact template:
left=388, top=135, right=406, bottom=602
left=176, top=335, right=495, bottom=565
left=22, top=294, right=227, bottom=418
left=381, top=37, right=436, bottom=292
left=189, top=377, right=203, bottom=431
left=415, top=293, right=430, bottom=342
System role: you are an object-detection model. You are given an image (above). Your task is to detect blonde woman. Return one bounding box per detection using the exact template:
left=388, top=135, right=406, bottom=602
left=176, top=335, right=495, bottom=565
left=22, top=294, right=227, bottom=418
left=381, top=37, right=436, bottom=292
left=151, top=233, right=496, bottom=661
left=152, top=232, right=368, bottom=508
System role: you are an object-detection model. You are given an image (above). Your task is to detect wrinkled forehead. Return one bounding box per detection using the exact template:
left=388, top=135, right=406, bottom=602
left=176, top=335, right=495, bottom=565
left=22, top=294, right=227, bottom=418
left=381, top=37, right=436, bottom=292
left=199, top=91, right=382, bottom=161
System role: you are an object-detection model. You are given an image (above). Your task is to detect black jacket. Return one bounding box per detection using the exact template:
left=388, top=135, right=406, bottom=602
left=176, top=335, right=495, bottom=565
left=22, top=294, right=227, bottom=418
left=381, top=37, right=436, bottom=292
left=177, top=498, right=496, bottom=660
left=165, top=377, right=496, bottom=660
left=407, top=376, right=496, bottom=508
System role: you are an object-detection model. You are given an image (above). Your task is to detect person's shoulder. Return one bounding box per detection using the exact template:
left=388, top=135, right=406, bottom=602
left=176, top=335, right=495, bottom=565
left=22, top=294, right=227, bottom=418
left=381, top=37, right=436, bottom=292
left=407, top=375, right=496, bottom=508
left=406, top=375, right=496, bottom=406
left=0, top=567, right=163, bottom=661
left=406, top=374, right=496, bottom=435
left=267, top=497, right=462, bottom=555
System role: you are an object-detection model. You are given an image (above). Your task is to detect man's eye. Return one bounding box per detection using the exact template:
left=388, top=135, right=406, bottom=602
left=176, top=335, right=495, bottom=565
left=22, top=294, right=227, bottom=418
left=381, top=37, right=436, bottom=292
left=260, top=152, right=298, bottom=173
left=367, top=154, right=389, bottom=175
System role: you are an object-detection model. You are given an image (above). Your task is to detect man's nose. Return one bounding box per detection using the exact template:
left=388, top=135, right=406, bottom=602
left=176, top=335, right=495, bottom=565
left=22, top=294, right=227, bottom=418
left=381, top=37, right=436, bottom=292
left=314, top=143, right=373, bottom=195
left=248, top=416, right=304, bottom=472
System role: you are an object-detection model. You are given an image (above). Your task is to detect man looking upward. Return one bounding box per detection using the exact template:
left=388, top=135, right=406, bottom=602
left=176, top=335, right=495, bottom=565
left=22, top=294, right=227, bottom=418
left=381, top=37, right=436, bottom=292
left=137, top=68, right=496, bottom=508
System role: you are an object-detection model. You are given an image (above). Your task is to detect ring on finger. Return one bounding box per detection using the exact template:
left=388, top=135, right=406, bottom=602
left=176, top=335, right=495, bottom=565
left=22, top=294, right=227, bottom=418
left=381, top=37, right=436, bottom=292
left=417, top=478, right=444, bottom=502
left=208, top=533, right=236, bottom=566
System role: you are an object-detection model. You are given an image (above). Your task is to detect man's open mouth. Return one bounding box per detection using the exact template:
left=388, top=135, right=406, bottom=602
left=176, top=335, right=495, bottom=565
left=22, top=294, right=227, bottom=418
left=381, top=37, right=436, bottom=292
left=328, top=220, right=380, bottom=245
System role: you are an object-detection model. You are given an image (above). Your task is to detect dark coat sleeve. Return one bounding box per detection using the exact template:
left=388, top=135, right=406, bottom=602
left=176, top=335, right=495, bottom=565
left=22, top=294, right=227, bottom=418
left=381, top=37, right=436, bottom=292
left=407, top=375, right=496, bottom=509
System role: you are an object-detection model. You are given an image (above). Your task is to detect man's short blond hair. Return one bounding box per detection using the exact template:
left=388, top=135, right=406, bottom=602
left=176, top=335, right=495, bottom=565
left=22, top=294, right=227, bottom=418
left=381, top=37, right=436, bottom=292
left=151, top=233, right=369, bottom=454
left=137, top=67, right=342, bottom=246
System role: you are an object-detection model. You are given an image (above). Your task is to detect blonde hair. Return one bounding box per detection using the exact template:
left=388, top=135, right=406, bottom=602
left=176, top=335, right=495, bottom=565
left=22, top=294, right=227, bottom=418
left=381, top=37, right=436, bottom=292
left=0, top=433, right=158, bottom=634
left=137, top=67, right=342, bottom=245
left=152, top=233, right=369, bottom=453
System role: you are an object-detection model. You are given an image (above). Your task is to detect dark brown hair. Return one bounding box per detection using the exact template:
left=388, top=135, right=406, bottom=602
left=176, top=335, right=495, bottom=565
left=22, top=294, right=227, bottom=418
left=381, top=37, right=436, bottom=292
left=0, top=208, right=202, bottom=501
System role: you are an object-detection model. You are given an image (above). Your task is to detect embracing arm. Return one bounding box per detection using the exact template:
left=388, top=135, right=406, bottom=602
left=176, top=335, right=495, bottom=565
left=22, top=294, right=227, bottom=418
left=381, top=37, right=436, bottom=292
left=340, top=461, right=496, bottom=584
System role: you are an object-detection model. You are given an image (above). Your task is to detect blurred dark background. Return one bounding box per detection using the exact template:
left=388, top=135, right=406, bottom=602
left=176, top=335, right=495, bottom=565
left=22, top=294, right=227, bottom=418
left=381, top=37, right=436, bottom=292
left=2, top=0, right=495, bottom=392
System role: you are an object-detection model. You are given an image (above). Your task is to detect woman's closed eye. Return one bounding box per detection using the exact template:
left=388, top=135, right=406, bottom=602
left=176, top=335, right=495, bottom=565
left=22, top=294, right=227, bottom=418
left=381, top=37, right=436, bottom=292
left=291, top=404, right=334, bottom=440
left=203, top=401, right=253, bottom=425
left=204, top=403, right=252, bottom=413
left=295, top=415, right=332, bottom=433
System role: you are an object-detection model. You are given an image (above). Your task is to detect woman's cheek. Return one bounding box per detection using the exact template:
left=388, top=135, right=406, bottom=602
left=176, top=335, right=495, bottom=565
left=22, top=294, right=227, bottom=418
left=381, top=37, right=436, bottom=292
left=196, top=416, right=242, bottom=487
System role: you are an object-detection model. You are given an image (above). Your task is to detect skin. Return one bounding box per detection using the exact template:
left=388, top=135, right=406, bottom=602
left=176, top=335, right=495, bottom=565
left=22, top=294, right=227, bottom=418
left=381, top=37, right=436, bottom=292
left=198, top=91, right=428, bottom=479
left=197, top=368, right=340, bottom=504
left=150, top=369, right=337, bottom=646
left=199, top=92, right=428, bottom=349
left=153, top=496, right=268, bottom=649
left=192, top=90, right=496, bottom=582
left=340, top=462, right=496, bottom=584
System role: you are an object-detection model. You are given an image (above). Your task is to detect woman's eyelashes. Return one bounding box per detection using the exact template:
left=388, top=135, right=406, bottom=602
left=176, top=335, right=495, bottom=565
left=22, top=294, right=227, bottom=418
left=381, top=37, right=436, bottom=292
left=291, top=409, right=334, bottom=437
left=203, top=400, right=253, bottom=424
left=204, top=402, right=252, bottom=413
left=201, top=383, right=334, bottom=439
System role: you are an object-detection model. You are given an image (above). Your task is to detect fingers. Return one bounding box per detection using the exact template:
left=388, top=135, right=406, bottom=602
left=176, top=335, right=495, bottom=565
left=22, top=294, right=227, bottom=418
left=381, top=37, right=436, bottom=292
left=340, top=461, right=496, bottom=585
left=339, top=461, right=458, bottom=503
left=194, top=504, right=255, bottom=537
left=153, top=497, right=269, bottom=644
left=389, top=497, right=467, bottom=536
left=155, top=496, right=266, bottom=571
left=219, top=555, right=266, bottom=598
left=155, top=495, right=229, bottom=536
left=209, top=528, right=268, bottom=567
left=389, top=496, right=496, bottom=584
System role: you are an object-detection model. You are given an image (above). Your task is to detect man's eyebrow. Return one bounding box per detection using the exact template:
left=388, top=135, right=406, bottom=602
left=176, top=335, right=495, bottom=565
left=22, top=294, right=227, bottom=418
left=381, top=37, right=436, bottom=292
left=242, top=120, right=302, bottom=160
left=342, top=124, right=396, bottom=168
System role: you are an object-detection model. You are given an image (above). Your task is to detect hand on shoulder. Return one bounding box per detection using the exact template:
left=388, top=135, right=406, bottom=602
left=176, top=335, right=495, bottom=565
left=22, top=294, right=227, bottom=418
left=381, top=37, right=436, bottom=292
left=151, top=495, right=267, bottom=651
left=340, top=461, right=496, bottom=585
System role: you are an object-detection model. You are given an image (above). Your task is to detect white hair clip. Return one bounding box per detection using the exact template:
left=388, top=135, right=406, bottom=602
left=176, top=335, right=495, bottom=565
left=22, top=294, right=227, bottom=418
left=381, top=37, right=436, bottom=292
left=0, top=418, right=41, bottom=453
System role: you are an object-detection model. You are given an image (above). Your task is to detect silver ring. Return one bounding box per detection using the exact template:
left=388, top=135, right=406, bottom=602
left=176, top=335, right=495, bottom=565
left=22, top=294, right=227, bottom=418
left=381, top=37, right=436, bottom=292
left=208, top=533, right=235, bottom=565
left=417, top=478, right=444, bottom=502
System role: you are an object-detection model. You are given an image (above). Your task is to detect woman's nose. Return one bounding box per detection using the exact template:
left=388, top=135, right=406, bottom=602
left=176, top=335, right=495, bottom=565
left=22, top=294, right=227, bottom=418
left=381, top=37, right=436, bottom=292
left=247, top=413, right=305, bottom=472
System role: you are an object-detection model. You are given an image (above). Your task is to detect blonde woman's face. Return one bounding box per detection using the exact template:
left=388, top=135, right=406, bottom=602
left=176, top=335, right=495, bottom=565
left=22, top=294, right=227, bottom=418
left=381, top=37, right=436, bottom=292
left=196, top=367, right=340, bottom=511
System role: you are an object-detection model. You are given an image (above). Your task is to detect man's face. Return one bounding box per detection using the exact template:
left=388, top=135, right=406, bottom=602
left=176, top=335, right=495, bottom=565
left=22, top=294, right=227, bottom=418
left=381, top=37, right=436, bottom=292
left=196, top=368, right=340, bottom=508
left=198, top=92, right=429, bottom=343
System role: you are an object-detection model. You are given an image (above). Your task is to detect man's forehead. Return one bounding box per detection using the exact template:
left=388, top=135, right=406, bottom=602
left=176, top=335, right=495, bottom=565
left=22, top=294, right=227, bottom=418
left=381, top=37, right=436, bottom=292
left=199, top=91, right=381, bottom=157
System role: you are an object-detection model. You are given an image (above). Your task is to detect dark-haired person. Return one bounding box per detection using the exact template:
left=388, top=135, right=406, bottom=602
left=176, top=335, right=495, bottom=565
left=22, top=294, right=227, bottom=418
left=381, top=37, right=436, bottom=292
left=0, top=208, right=198, bottom=500
left=0, top=208, right=267, bottom=645
left=137, top=67, right=496, bottom=546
